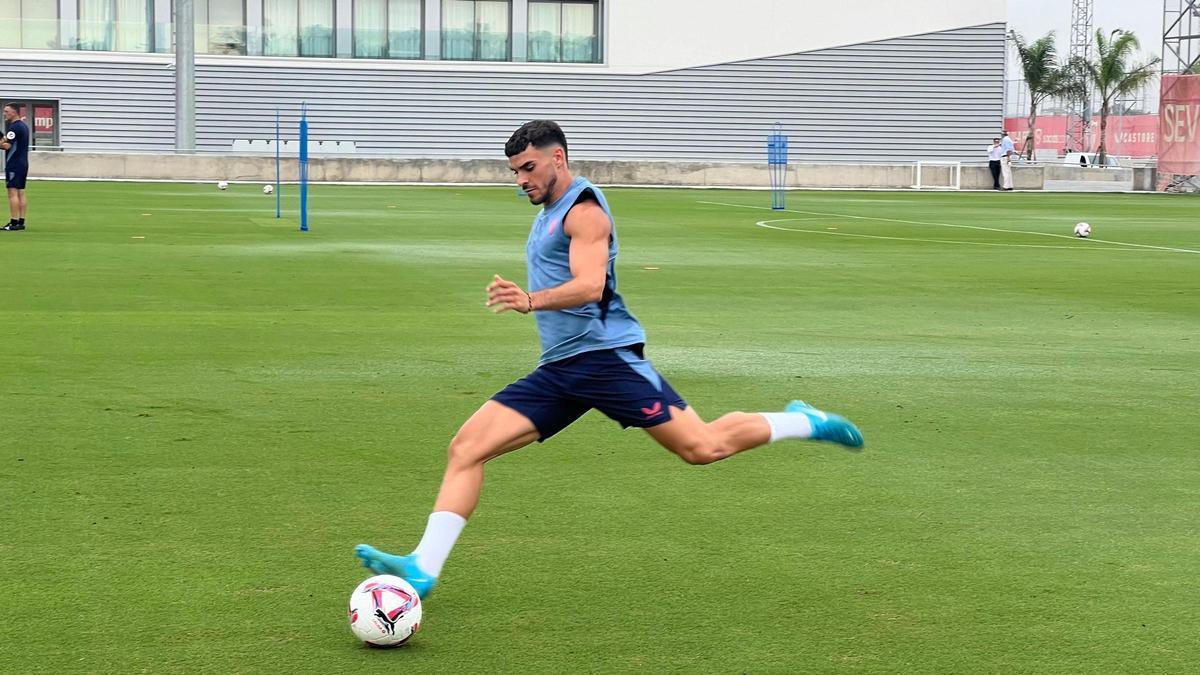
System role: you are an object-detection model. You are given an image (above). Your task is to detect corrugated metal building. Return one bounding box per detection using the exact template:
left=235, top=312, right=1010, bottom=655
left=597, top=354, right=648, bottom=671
left=0, top=1, right=1006, bottom=162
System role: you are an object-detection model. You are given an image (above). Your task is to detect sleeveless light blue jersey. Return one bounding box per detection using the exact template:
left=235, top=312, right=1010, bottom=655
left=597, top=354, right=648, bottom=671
left=527, top=177, right=646, bottom=365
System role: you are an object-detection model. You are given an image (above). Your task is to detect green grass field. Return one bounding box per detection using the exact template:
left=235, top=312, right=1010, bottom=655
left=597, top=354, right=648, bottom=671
left=1, top=181, right=1198, bottom=672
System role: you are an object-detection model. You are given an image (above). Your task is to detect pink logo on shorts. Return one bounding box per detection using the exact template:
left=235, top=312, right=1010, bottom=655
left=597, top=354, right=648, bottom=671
left=641, top=402, right=663, bottom=418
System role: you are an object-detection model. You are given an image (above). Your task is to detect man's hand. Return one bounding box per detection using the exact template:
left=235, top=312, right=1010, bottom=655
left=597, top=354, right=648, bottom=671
left=486, top=274, right=533, bottom=314
left=0, top=142, right=10, bottom=150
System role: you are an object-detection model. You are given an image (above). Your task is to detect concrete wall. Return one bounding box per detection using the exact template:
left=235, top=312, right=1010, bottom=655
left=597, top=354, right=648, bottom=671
left=28, top=151, right=1052, bottom=190
left=1043, top=165, right=1134, bottom=182
left=1042, top=164, right=1139, bottom=192
left=1132, top=167, right=1157, bottom=192
left=960, top=165, right=1043, bottom=190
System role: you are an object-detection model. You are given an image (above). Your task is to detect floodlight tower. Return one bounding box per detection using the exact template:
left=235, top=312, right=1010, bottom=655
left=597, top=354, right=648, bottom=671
left=1065, top=0, right=1095, bottom=152
left=1163, top=0, right=1200, bottom=74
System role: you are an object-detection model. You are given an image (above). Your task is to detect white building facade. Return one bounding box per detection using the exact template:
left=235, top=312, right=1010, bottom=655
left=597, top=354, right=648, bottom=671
left=0, top=0, right=1007, bottom=161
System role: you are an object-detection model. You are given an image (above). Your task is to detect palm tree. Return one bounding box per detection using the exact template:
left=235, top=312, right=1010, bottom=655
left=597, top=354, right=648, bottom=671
left=1010, top=31, right=1083, bottom=159
left=1083, top=29, right=1161, bottom=165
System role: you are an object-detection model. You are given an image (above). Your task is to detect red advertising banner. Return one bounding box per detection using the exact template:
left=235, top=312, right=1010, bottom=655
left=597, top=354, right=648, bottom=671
left=1004, top=115, right=1160, bottom=158
left=1004, top=116, right=1069, bottom=154
left=1104, top=115, right=1159, bottom=156
left=1157, top=74, right=1200, bottom=174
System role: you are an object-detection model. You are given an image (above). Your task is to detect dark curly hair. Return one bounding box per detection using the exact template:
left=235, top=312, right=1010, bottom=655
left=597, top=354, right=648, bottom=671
left=505, top=120, right=569, bottom=161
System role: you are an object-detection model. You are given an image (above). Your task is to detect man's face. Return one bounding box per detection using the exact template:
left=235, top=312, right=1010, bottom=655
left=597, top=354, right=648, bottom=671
left=508, top=144, right=563, bottom=205
left=2, top=107, right=16, bottom=122
left=993, top=138, right=1000, bottom=145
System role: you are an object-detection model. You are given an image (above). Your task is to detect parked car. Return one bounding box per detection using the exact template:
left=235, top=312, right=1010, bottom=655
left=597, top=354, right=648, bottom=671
left=1063, top=152, right=1122, bottom=168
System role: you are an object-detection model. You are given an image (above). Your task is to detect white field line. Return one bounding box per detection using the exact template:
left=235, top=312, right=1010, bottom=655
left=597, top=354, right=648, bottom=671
left=699, top=201, right=1200, bottom=254
left=756, top=219, right=1156, bottom=252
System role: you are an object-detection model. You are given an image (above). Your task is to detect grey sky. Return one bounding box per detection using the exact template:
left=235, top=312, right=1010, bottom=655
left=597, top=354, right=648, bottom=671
left=1008, top=0, right=1164, bottom=72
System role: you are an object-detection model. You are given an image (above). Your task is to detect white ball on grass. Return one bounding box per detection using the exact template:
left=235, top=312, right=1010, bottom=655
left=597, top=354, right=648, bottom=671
left=347, top=575, right=422, bottom=647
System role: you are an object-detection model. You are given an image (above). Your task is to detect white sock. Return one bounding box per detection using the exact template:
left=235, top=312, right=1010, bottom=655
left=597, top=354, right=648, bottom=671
left=759, top=412, right=814, bottom=443
left=411, top=511, right=467, bottom=577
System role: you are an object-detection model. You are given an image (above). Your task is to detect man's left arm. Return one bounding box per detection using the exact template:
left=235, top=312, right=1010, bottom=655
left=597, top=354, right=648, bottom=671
left=486, top=200, right=611, bottom=314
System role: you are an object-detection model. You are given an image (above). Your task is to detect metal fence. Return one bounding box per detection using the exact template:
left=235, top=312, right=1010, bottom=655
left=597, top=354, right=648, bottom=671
left=1004, top=78, right=1157, bottom=118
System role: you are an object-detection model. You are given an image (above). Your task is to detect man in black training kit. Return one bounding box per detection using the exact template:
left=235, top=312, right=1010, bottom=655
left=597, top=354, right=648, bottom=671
left=2, top=104, right=30, bottom=231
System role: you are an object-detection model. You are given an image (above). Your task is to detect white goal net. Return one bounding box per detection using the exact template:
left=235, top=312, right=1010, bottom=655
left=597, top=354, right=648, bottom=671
left=912, top=161, right=962, bottom=190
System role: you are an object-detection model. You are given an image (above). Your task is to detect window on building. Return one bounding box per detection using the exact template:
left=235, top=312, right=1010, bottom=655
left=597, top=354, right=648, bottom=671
left=263, top=0, right=334, bottom=57
left=195, top=0, right=247, bottom=55
left=441, top=0, right=509, bottom=61
left=3, top=100, right=60, bottom=149
left=353, top=0, right=422, bottom=59
left=528, top=1, right=598, bottom=63
left=0, top=1, right=59, bottom=49
left=77, top=0, right=154, bottom=52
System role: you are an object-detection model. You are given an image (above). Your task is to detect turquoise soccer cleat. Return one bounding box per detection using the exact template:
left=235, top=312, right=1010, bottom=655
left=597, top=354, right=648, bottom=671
left=785, top=400, right=865, bottom=450
left=354, top=544, right=438, bottom=599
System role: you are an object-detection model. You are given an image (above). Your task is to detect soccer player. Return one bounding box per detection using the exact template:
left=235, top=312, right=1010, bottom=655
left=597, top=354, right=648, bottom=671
left=355, top=120, right=864, bottom=598
left=1, top=104, right=29, bottom=231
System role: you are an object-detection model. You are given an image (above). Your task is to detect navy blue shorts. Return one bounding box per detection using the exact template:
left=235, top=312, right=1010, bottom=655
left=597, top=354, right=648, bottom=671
left=492, top=345, right=688, bottom=441
left=6, top=164, right=27, bottom=189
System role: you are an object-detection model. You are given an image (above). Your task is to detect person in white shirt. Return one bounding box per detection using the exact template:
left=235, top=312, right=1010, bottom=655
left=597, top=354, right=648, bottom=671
left=987, top=137, right=1004, bottom=190
left=999, top=131, right=1016, bottom=190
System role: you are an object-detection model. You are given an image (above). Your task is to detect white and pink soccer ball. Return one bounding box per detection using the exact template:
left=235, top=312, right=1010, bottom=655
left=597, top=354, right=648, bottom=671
left=347, top=575, right=422, bottom=647
left=1073, top=222, right=1091, bottom=238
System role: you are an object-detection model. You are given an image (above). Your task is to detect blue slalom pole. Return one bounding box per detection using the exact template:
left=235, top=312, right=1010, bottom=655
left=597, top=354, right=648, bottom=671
left=299, top=103, right=308, bottom=232
left=275, top=108, right=281, bottom=219
left=768, top=123, right=788, bottom=210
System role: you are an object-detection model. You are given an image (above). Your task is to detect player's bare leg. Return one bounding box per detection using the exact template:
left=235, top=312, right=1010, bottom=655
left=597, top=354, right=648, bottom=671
left=646, top=402, right=863, bottom=465
left=432, top=401, right=540, bottom=517
left=3, top=188, right=23, bottom=231
left=355, top=401, right=540, bottom=597
left=645, top=406, right=771, bottom=464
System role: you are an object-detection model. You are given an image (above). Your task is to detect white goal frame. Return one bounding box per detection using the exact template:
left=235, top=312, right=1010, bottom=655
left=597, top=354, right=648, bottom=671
left=912, top=161, right=962, bottom=190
